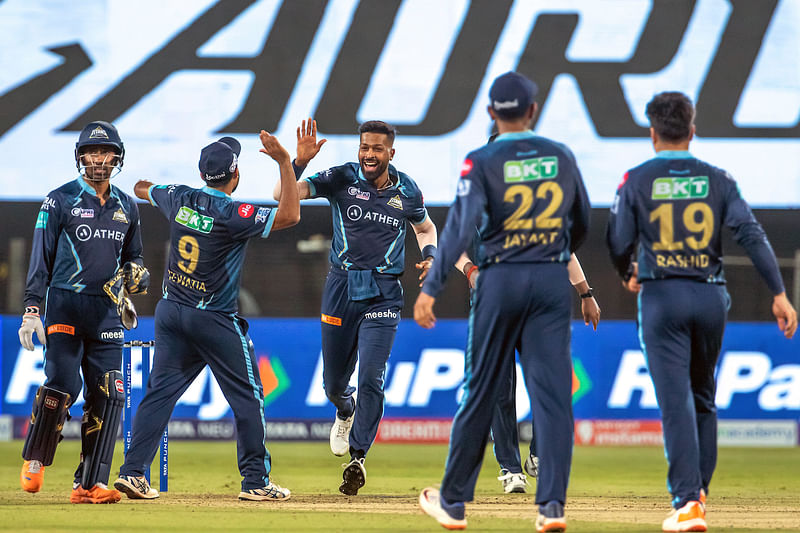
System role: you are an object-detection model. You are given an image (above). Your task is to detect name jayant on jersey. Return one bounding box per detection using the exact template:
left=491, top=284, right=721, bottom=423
left=503, top=231, right=560, bottom=249
left=167, top=269, right=207, bottom=292
left=656, top=253, right=710, bottom=268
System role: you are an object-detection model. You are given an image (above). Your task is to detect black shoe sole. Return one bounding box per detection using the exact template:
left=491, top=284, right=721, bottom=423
left=339, top=464, right=365, bottom=496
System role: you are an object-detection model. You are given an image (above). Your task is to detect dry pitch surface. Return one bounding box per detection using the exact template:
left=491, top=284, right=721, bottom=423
left=1, top=441, right=798, bottom=532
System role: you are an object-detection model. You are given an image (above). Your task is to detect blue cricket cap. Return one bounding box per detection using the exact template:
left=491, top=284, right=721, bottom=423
left=489, top=71, right=538, bottom=119
left=199, top=138, right=240, bottom=182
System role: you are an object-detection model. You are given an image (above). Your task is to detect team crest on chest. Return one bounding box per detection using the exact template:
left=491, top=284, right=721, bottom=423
left=112, top=208, right=128, bottom=223
left=387, top=195, right=403, bottom=210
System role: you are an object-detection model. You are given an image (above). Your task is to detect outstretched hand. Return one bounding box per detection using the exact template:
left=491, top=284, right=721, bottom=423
left=259, top=130, right=291, bottom=164
left=296, top=118, right=327, bottom=167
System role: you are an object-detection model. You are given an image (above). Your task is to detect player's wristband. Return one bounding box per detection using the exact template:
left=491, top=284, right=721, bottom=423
left=422, top=245, right=437, bottom=261
left=579, top=288, right=594, bottom=299
left=24, top=306, right=40, bottom=316
left=291, top=159, right=306, bottom=181
left=465, top=264, right=478, bottom=281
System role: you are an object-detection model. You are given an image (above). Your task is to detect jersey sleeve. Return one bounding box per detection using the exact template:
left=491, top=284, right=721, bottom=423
left=408, top=186, right=429, bottom=226
left=23, top=194, right=62, bottom=307
left=422, top=155, right=488, bottom=297
left=227, top=203, right=278, bottom=240
left=606, top=172, right=639, bottom=280
left=567, top=151, right=591, bottom=252
left=721, top=176, right=785, bottom=294
left=301, top=167, right=342, bottom=199
left=121, top=198, right=145, bottom=267
left=147, top=184, right=181, bottom=218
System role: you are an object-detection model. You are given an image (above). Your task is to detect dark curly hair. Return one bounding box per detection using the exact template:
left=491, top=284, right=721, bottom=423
left=358, top=120, right=397, bottom=145
left=645, top=92, right=695, bottom=142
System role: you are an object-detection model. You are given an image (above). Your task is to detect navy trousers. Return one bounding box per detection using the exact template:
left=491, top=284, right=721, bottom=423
left=639, top=279, right=728, bottom=509
left=42, top=287, right=123, bottom=484
left=120, top=299, right=271, bottom=490
left=320, top=268, right=403, bottom=457
left=442, top=262, right=573, bottom=505
left=490, top=363, right=536, bottom=473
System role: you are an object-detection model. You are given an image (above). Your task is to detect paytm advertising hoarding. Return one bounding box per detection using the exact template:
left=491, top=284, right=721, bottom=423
left=1, top=0, right=799, bottom=206
left=2, top=317, right=797, bottom=421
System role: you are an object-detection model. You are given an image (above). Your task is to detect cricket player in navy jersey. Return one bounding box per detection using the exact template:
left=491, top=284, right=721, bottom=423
left=18, top=121, right=148, bottom=504
left=274, top=119, right=437, bottom=495
left=607, top=91, right=797, bottom=532
left=113, top=131, right=300, bottom=502
left=414, top=72, right=590, bottom=532
left=454, top=250, right=599, bottom=495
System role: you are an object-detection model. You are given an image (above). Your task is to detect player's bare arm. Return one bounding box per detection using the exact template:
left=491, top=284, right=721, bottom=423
left=133, top=180, right=154, bottom=201
left=273, top=118, right=325, bottom=201
left=413, top=217, right=438, bottom=287
left=260, top=130, right=300, bottom=231
left=567, top=253, right=600, bottom=330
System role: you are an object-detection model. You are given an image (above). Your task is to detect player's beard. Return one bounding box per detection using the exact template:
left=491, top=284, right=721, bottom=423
left=360, top=158, right=389, bottom=182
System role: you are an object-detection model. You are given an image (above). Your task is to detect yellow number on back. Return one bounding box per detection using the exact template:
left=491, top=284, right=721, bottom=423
left=503, top=182, right=564, bottom=231
left=649, top=202, right=715, bottom=251
left=177, top=235, right=200, bottom=274
left=534, top=182, right=563, bottom=228
left=503, top=185, right=534, bottom=230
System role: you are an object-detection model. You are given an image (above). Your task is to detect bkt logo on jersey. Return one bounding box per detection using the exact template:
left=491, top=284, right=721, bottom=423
left=652, top=177, right=709, bottom=200
left=504, top=157, right=558, bottom=183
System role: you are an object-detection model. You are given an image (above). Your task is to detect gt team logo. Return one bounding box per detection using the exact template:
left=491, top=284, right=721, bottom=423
left=504, top=157, right=558, bottom=183
left=651, top=176, right=709, bottom=200
left=387, top=195, right=403, bottom=210
left=88, top=126, right=109, bottom=139
left=176, top=206, right=214, bottom=233
left=112, top=208, right=128, bottom=223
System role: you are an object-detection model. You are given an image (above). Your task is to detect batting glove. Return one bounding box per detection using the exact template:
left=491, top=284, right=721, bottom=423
left=19, top=306, right=46, bottom=351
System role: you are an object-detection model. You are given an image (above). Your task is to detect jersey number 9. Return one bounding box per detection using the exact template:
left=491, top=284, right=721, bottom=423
left=177, top=235, right=200, bottom=274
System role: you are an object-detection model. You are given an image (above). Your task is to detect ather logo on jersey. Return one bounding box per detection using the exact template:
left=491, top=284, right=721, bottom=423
left=504, top=157, right=558, bottom=183
left=651, top=176, right=709, bottom=200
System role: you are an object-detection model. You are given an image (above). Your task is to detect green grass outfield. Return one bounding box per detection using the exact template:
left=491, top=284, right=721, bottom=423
left=1, top=440, right=798, bottom=532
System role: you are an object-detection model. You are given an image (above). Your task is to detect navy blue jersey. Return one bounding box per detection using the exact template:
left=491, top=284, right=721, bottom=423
left=147, top=184, right=277, bottom=312
left=423, top=131, right=590, bottom=297
left=302, top=163, right=428, bottom=274
left=607, top=151, right=784, bottom=293
left=24, top=178, right=144, bottom=308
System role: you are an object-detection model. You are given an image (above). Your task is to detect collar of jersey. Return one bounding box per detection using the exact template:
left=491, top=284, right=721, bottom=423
left=202, top=185, right=231, bottom=199
left=493, top=130, right=536, bottom=142
left=76, top=176, right=122, bottom=202
left=656, top=150, right=692, bottom=159
left=357, top=164, right=399, bottom=190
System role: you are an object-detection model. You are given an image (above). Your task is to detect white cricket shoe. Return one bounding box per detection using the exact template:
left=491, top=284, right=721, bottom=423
left=419, top=487, right=466, bottom=530
left=330, top=414, right=354, bottom=456
left=662, top=501, right=706, bottom=532
left=238, top=479, right=291, bottom=501
left=113, top=475, right=159, bottom=499
left=536, top=500, right=566, bottom=532
left=497, top=469, right=528, bottom=493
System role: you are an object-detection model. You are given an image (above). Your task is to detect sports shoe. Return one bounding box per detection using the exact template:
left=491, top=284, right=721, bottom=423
left=524, top=454, right=539, bottom=478
left=330, top=413, right=354, bottom=456
left=497, top=469, right=527, bottom=493
left=339, top=457, right=366, bottom=496
left=70, top=482, right=122, bottom=504
left=662, top=501, right=706, bottom=532
left=113, top=475, right=159, bottom=499
left=21, top=460, right=45, bottom=493
left=419, top=487, right=467, bottom=530
left=699, top=488, right=706, bottom=510
left=239, top=480, right=291, bottom=501
left=536, top=500, right=567, bottom=532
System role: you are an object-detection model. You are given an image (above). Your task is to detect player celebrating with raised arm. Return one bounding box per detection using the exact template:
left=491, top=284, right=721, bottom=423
left=113, top=132, right=299, bottom=502
left=607, top=92, right=797, bottom=533
left=19, top=121, right=148, bottom=504
left=415, top=72, right=590, bottom=532
left=274, top=119, right=437, bottom=496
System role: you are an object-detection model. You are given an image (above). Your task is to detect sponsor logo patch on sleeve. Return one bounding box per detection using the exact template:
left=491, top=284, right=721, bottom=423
left=47, top=324, right=75, bottom=335
left=238, top=204, right=254, bottom=218
left=460, top=158, right=473, bottom=177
